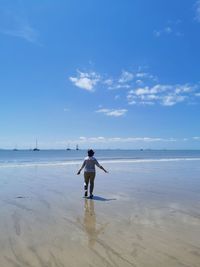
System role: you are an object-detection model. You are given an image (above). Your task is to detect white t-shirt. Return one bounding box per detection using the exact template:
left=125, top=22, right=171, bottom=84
left=83, top=156, right=101, bottom=172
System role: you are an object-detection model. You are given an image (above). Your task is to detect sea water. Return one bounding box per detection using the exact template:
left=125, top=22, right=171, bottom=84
left=0, top=149, right=200, bottom=167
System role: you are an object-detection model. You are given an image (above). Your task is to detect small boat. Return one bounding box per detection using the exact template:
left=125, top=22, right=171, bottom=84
left=33, top=139, right=40, bottom=151
left=66, top=144, right=71, bottom=151
left=76, top=144, right=79, bottom=150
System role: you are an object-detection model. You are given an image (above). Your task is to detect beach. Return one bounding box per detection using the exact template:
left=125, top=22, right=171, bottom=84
left=0, top=159, right=200, bottom=267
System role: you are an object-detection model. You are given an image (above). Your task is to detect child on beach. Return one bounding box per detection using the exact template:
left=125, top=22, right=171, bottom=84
left=77, top=149, right=108, bottom=198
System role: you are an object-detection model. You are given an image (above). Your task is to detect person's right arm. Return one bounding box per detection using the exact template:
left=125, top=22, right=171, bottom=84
left=77, top=160, right=86, bottom=175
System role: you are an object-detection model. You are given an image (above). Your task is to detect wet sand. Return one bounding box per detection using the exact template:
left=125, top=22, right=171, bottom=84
left=0, top=160, right=200, bottom=267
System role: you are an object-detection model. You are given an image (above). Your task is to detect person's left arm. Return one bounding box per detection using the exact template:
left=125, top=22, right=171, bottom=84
left=95, top=159, right=108, bottom=173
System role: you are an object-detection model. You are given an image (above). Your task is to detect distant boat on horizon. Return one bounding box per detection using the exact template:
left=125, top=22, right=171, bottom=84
left=76, top=144, right=79, bottom=150
left=66, top=144, right=71, bottom=151
left=13, top=145, right=18, bottom=151
left=33, top=139, right=40, bottom=151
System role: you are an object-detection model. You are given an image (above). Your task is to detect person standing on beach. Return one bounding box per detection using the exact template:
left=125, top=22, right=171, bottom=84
left=77, top=149, right=108, bottom=199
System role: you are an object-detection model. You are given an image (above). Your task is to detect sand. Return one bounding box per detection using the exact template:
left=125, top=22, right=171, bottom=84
left=0, top=160, right=200, bottom=267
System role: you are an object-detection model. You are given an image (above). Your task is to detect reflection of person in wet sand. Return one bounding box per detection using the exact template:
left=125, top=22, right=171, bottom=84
left=84, top=199, right=104, bottom=248
left=77, top=199, right=108, bottom=248
left=76, top=200, right=135, bottom=266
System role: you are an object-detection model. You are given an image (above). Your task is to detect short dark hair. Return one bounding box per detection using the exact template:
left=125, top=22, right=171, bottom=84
left=88, top=149, right=95, bottom=157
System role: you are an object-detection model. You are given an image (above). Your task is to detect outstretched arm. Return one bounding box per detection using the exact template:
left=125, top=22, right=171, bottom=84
left=77, top=160, right=86, bottom=175
left=99, top=165, right=108, bottom=173
left=95, top=159, right=108, bottom=173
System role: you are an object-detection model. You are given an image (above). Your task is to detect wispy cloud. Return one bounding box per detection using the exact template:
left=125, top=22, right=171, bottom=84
left=107, top=70, right=157, bottom=90
left=118, top=70, right=134, bottom=83
left=96, top=108, right=127, bottom=117
left=69, top=136, right=178, bottom=144
left=2, top=24, right=39, bottom=43
left=127, top=83, right=199, bottom=106
left=0, top=5, right=40, bottom=44
left=54, top=136, right=181, bottom=149
left=193, top=136, right=200, bottom=140
left=103, top=79, right=114, bottom=86
left=56, top=136, right=200, bottom=149
left=69, top=71, right=100, bottom=91
left=154, top=20, right=183, bottom=38
left=114, top=95, right=120, bottom=100
left=162, top=95, right=186, bottom=106
left=154, top=27, right=172, bottom=37
left=195, top=1, right=200, bottom=22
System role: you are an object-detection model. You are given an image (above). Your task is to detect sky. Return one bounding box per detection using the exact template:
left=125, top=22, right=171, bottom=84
left=0, top=0, right=200, bottom=149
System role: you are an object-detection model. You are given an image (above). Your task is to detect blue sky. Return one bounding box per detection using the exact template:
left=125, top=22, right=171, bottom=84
left=1, top=0, right=200, bottom=149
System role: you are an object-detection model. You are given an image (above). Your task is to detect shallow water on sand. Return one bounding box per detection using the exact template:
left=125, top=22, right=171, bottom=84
left=0, top=160, right=200, bottom=267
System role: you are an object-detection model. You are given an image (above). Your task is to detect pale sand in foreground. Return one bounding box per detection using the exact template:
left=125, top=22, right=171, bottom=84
left=0, top=160, right=200, bottom=267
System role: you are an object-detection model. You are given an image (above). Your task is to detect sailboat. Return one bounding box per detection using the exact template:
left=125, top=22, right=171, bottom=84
left=76, top=144, right=79, bottom=150
left=33, top=139, right=40, bottom=151
left=66, top=144, right=71, bottom=151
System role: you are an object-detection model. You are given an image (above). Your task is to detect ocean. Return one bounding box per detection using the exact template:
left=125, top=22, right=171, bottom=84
left=0, top=149, right=200, bottom=167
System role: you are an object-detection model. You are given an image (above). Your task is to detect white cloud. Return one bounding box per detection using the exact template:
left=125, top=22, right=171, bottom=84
left=154, top=22, right=183, bottom=38
left=127, top=83, right=198, bottom=106
left=135, top=72, right=146, bottom=78
left=136, top=79, right=144, bottom=86
left=128, top=100, right=137, bottom=105
left=0, top=7, right=40, bottom=44
left=135, top=72, right=158, bottom=82
left=164, top=26, right=172, bottom=34
left=134, top=87, right=151, bottom=96
left=162, top=95, right=186, bottom=106
left=195, top=1, right=200, bottom=22
left=69, top=67, right=200, bottom=107
left=75, top=136, right=178, bottom=144
left=2, top=24, right=39, bottom=43
left=107, top=70, right=157, bottom=90
left=76, top=136, right=177, bottom=143
left=69, top=71, right=100, bottom=91
left=118, top=71, right=134, bottom=83
left=154, top=30, right=161, bottom=37
left=79, top=136, right=106, bottom=142
left=96, top=108, right=127, bottom=117
left=104, top=79, right=113, bottom=86
left=109, top=84, right=131, bottom=90
left=114, top=95, right=120, bottom=100
left=193, top=136, right=200, bottom=140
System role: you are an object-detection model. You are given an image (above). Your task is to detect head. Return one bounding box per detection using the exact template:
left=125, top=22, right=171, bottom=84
left=87, top=149, right=95, bottom=157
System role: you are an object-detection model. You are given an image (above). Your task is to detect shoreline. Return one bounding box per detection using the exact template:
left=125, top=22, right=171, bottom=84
left=0, top=156, right=200, bottom=168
